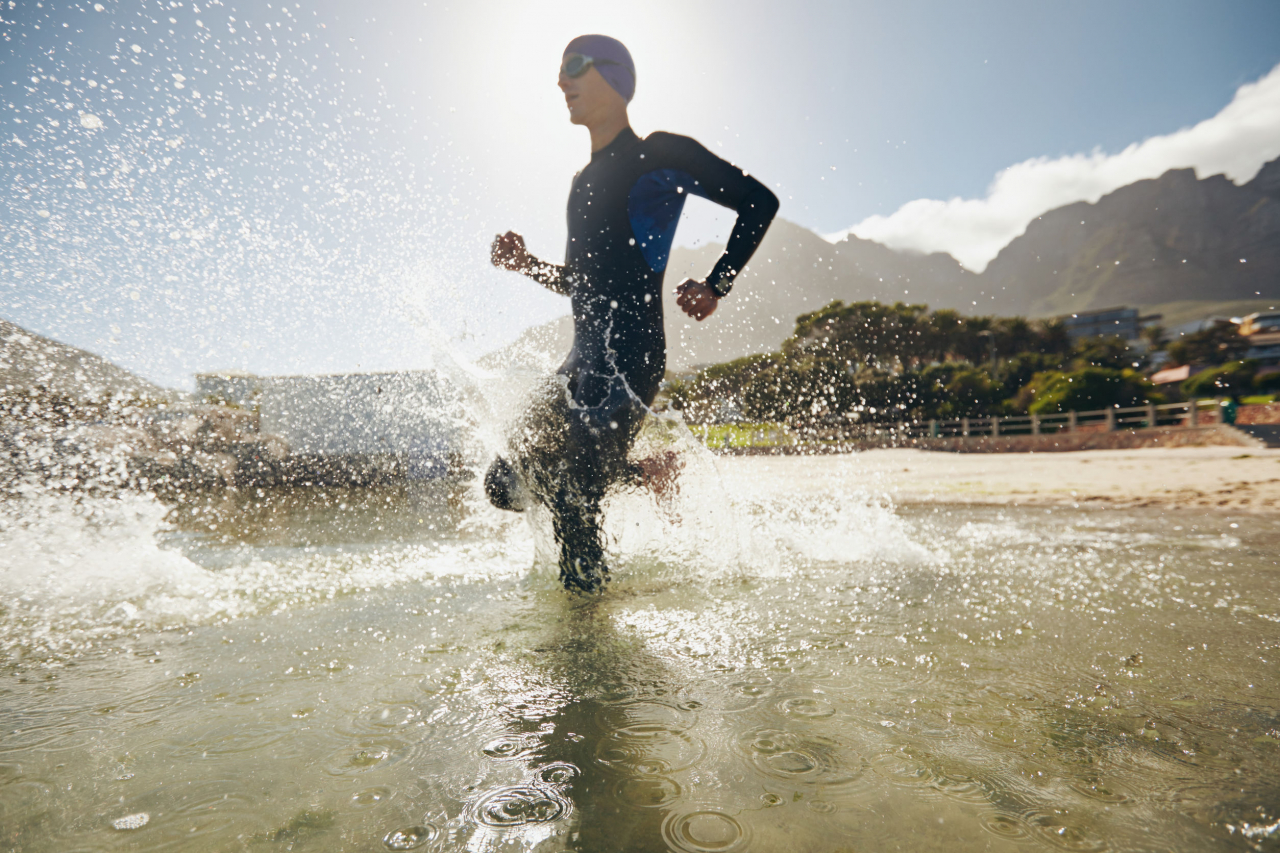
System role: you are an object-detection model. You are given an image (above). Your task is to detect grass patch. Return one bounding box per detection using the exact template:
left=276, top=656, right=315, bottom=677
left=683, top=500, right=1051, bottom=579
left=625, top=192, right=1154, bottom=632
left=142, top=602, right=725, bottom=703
left=689, top=422, right=795, bottom=449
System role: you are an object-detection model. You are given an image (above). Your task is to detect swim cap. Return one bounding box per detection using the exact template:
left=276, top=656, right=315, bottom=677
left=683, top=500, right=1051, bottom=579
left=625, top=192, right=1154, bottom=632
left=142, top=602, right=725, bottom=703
left=564, top=34, right=635, bottom=103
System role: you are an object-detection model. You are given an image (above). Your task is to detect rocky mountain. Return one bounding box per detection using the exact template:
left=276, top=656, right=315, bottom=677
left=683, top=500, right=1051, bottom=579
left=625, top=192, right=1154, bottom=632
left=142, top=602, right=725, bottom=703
left=661, top=219, right=977, bottom=367
left=980, top=158, right=1280, bottom=316
left=486, top=158, right=1280, bottom=371
left=1, top=318, right=173, bottom=402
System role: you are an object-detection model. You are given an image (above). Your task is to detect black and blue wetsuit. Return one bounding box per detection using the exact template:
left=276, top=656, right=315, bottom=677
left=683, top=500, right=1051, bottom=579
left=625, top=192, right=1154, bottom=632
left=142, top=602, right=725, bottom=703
left=486, top=127, right=778, bottom=591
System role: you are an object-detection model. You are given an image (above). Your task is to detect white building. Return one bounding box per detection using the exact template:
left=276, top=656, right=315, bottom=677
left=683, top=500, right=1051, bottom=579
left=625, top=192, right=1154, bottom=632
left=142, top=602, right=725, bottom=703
left=195, top=370, right=463, bottom=476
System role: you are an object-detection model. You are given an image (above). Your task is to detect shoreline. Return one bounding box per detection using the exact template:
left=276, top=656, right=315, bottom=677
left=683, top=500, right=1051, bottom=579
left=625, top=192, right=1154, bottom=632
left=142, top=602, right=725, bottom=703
left=713, top=446, right=1280, bottom=515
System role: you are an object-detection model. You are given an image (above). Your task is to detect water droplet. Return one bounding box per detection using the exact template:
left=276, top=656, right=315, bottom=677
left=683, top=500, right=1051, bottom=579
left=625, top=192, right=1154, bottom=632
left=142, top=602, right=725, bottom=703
left=352, top=786, right=391, bottom=807
left=111, top=812, right=150, bottom=830
left=383, top=824, right=436, bottom=850
left=481, top=734, right=540, bottom=761
left=536, top=762, right=579, bottom=786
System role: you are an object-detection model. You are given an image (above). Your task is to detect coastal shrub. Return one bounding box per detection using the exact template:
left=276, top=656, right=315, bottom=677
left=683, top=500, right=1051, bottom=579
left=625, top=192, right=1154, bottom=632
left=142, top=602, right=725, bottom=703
left=667, top=353, right=778, bottom=422
left=1181, top=360, right=1259, bottom=400
left=782, top=300, right=1075, bottom=369
left=1016, top=367, right=1158, bottom=414
left=672, top=300, right=1207, bottom=425
left=1256, top=370, right=1280, bottom=394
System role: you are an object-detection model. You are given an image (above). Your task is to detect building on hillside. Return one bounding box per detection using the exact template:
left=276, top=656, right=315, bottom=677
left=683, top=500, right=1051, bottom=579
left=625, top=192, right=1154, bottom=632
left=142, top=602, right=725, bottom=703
left=1240, top=312, right=1280, bottom=366
left=1060, top=306, right=1162, bottom=342
left=1150, top=364, right=1193, bottom=386
left=194, top=370, right=463, bottom=478
left=197, top=370, right=261, bottom=408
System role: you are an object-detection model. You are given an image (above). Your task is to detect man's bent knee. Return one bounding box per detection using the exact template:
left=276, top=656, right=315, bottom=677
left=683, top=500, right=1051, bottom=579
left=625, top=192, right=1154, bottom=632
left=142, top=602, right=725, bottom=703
left=484, top=456, right=530, bottom=512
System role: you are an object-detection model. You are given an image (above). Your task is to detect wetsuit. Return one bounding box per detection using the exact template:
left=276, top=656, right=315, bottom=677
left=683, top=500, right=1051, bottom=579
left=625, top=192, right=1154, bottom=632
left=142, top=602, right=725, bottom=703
left=486, top=127, right=778, bottom=591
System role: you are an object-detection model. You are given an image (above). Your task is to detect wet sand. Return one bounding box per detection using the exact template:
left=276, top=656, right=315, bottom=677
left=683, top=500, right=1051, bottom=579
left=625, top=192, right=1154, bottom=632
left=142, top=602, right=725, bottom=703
left=716, top=446, right=1280, bottom=514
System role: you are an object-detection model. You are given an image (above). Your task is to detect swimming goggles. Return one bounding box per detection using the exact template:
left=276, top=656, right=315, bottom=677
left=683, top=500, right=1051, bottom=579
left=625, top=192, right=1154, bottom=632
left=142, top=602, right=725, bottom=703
left=561, top=53, right=622, bottom=78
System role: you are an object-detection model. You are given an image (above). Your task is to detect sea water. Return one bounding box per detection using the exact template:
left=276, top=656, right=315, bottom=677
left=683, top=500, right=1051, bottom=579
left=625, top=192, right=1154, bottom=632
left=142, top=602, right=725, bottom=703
left=1, top=445, right=1277, bottom=853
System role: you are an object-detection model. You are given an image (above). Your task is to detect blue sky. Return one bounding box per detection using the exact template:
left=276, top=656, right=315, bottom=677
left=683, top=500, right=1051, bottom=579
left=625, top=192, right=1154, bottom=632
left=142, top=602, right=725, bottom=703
left=3, top=0, right=1279, bottom=388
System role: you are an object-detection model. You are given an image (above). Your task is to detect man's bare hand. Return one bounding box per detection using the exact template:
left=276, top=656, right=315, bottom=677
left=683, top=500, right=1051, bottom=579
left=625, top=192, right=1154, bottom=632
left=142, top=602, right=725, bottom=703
left=637, top=450, right=683, bottom=520
left=675, top=278, right=719, bottom=321
left=491, top=231, right=532, bottom=273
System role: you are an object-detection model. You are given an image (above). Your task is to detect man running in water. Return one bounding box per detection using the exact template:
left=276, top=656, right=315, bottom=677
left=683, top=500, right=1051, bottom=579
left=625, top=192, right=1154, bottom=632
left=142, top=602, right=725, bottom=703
left=486, top=34, right=778, bottom=592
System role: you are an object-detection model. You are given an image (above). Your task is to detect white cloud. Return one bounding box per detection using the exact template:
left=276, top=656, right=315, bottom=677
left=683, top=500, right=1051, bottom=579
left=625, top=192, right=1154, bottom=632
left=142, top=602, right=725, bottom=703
left=828, top=63, right=1280, bottom=272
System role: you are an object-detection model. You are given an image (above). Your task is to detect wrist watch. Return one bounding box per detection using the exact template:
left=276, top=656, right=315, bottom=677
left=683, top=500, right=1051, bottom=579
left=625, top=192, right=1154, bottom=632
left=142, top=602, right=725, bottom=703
left=708, top=272, right=734, bottom=298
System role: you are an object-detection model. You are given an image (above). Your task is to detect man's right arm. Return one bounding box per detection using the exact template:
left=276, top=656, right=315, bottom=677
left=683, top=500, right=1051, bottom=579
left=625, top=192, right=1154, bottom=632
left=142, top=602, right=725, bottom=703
left=524, top=257, right=569, bottom=295
left=491, top=231, right=569, bottom=296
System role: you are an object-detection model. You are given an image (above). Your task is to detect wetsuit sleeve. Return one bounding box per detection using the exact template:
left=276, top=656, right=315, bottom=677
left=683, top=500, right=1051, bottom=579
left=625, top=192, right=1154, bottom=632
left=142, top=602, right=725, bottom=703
left=654, top=133, right=780, bottom=297
left=522, top=257, right=569, bottom=296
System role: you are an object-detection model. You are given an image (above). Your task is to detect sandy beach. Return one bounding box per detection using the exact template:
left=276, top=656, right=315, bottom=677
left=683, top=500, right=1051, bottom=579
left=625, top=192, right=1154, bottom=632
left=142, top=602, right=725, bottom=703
left=717, top=446, right=1280, bottom=514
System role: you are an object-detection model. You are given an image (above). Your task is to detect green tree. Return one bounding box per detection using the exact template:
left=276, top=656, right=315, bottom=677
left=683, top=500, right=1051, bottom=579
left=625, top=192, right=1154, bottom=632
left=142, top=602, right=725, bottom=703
left=924, top=309, right=967, bottom=361
left=991, top=316, right=1036, bottom=360
left=786, top=300, right=931, bottom=367
left=1165, top=320, right=1248, bottom=367
left=1035, top=319, right=1074, bottom=356
left=1140, top=324, right=1166, bottom=351
left=916, top=362, right=1004, bottom=418
left=997, top=352, right=1069, bottom=403
left=1072, top=336, right=1139, bottom=371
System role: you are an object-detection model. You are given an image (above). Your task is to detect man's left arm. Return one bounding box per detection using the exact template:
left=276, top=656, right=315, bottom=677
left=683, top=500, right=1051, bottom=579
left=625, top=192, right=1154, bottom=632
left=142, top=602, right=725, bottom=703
left=661, top=134, right=779, bottom=304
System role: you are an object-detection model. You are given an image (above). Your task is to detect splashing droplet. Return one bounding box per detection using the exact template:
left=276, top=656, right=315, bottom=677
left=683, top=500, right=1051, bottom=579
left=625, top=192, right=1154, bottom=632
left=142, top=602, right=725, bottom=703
left=111, top=812, right=150, bottom=830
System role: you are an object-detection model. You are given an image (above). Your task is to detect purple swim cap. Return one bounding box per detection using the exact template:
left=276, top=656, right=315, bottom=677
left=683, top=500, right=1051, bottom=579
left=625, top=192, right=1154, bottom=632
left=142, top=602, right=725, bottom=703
left=564, top=34, right=635, bottom=103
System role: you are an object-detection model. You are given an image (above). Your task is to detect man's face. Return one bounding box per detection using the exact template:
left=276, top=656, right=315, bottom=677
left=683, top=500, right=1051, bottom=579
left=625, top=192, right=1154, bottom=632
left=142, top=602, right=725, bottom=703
left=558, top=61, right=624, bottom=126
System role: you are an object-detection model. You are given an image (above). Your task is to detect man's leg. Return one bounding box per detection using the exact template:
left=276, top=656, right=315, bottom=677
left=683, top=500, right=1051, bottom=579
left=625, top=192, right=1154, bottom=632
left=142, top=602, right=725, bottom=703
left=547, top=380, right=651, bottom=591
left=550, top=485, right=607, bottom=592
left=484, top=375, right=566, bottom=514
left=487, top=370, right=647, bottom=592
left=484, top=455, right=529, bottom=512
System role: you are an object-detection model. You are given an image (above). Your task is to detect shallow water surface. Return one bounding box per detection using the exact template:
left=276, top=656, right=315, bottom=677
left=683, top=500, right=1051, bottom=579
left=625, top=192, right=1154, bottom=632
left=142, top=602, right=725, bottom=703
left=1, top=459, right=1278, bottom=852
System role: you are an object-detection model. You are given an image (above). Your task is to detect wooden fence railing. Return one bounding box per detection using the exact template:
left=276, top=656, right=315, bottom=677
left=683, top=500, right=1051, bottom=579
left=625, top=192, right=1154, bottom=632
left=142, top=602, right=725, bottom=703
left=831, top=398, right=1225, bottom=441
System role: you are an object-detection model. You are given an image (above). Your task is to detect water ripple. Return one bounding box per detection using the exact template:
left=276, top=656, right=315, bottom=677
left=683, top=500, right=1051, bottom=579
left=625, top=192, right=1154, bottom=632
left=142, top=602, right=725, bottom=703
left=351, top=786, right=393, bottom=808
left=597, top=700, right=698, bottom=733
left=469, top=784, right=570, bottom=827
left=480, top=733, right=543, bottom=761
left=1022, top=808, right=1109, bottom=852
left=323, top=737, right=408, bottom=775
left=978, top=812, right=1033, bottom=841
left=534, top=762, right=579, bottom=786
left=661, top=808, right=749, bottom=853
left=737, top=728, right=866, bottom=788
left=596, top=726, right=705, bottom=775
left=382, top=823, right=437, bottom=850
left=681, top=674, right=775, bottom=712
left=170, top=722, right=293, bottom=759
left=616, top=774, right=682, bottom=808
left=776, top=695, right=837, bottom=721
